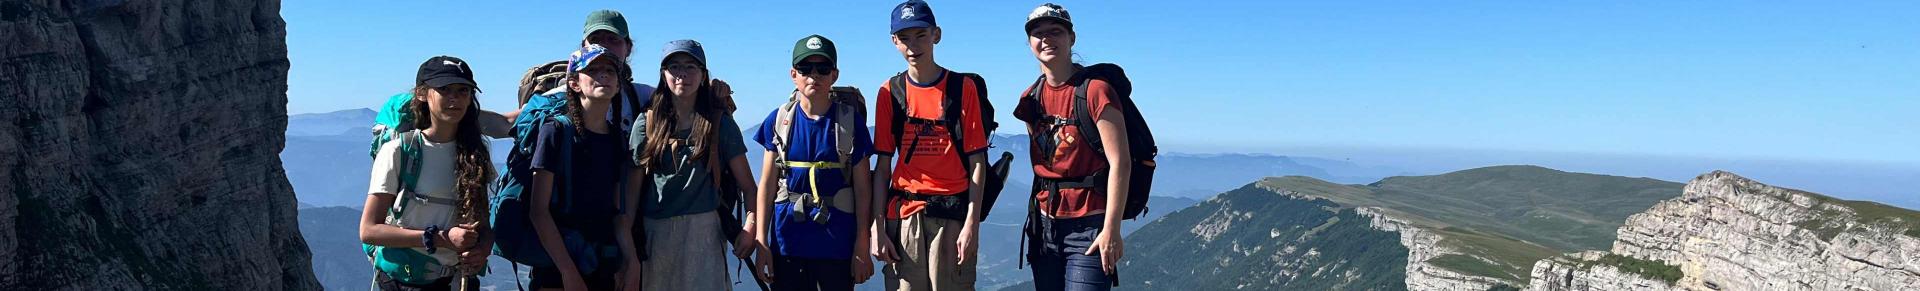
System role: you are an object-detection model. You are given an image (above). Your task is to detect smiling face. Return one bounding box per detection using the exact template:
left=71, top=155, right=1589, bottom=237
left=661, top=53, right=705, bottom=97
left=421, top=83, right=474, bottom=126
left=1027, top=21, right=1074, bottom=66
left=790, top=55, right=838, bottom=98
left=891, top=27, right=940, bottom=67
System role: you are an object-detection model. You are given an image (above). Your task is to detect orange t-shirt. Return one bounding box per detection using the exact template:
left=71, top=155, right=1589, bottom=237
left=1023, top=78, right=1120, bottom=219
left=874, top=71, right=988, bottom=219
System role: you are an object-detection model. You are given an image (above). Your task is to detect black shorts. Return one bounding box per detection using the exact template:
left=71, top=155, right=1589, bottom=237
left=528, top=264, right=620, bottom=290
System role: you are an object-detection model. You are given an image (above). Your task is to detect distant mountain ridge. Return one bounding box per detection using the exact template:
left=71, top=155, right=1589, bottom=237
left=1122, top=165, right=1685, bottom=290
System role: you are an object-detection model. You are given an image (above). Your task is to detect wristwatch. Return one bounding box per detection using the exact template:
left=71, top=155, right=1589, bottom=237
left=423, top=225, right=441, bottom=254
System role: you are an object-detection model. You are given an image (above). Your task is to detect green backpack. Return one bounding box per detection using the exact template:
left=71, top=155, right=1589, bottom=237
left=362, top=130, right=462, bottom=284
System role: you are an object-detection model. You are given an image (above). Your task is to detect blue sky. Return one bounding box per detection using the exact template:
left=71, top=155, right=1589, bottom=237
left=285, top=0, right=1919, bottom=165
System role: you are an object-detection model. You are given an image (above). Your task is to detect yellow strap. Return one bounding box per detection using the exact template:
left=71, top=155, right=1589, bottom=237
left=782, top=161, right=845, bottom=205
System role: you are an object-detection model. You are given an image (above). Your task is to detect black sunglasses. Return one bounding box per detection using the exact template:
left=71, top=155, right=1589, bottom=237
left=794, top=61, right=835, bottom=76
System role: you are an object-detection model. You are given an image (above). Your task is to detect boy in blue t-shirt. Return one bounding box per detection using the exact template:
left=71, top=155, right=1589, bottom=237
left=751, top=34, right=876, bottom=290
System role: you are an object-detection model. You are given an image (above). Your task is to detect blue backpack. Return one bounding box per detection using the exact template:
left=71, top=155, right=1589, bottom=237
left=489, top=92, right=623, bottom=275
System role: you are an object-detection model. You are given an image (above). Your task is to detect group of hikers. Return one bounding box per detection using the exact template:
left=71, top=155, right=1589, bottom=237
left=356, top=1, right=1158, bottom=291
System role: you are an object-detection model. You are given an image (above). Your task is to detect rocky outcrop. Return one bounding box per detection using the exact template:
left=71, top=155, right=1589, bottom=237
left=1121, top=185, right=1411, bottom=290
left=1527, top=251, right=1675, bottom=291
left=0, top=0, right=318, bottom=289
left=1355, top=207, right=1513, bottom=291
left=1528, top=171, right=1920, bottom=291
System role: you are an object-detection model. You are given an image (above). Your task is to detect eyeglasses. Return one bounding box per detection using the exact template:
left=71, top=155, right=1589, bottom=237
left=794, top=61, right=834, bottom=76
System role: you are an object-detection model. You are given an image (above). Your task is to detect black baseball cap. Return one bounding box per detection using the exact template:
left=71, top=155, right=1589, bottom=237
left=416, top=55, right=480, bottom=92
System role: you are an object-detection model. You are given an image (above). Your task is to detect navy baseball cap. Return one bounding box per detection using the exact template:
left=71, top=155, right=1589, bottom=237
left=416, top=55, right=480, bottom=92
left=661, top=39, right=707, bottom=66
left=890, top=0, right=936, bottom=34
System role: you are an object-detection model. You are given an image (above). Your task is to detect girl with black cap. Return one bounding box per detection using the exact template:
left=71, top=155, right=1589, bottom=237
left=359, top=55, right=496, bottom=291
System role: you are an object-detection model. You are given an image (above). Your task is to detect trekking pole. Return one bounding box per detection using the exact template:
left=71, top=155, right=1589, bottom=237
left=738, top=256, right=772, bottom=291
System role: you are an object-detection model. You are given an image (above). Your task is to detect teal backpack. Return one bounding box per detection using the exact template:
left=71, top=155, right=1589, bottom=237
left=370, top=92, right=418, bottom=158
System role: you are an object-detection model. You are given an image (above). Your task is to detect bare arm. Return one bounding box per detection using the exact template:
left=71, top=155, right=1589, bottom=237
left=871, top=154, right=894, bottom=231
left=853, top=157, right=873, bottom=247
left=730, top=155, right=760, bottom=224
left=359, top=193, right=457, bottom=248
left=529, top=170, right=583, bottom=279
left=754, top=151, right=780, bottom=242
left=617, top=167, right=646, bottom=266
left=1095, top=107, right=1131, bottom=232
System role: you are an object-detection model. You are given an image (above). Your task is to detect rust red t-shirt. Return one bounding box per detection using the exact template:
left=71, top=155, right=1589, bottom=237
left=1023, top=78, right=1121, bottom=219
left=874, top=72, right=989, bottom=219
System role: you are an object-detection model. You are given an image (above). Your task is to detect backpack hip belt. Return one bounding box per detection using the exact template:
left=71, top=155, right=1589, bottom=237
left=1034, top=173, right=1107, bottom=190
left=774, top=161, right=858, bottom=214
left=891, top=188, right=969, bottom=208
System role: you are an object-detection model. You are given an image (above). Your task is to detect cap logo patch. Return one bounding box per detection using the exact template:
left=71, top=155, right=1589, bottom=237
left=806, top=37, right=824, bottom=50
left=442, top=60, right=466, bottom=73
left=901, top=6, right=915, bottom=19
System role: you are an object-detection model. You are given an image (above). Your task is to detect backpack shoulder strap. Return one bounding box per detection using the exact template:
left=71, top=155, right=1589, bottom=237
left=773, top=95, right=800, bottom=172
left=1073, top=74, right=1105, bottom=154
left=888, top=73, right=910, bottom=153
left=391, top=130, right=426, bottom=216
left=830, top=91, right=862, bottom=169
left=942, top=72, right=977, bottom=154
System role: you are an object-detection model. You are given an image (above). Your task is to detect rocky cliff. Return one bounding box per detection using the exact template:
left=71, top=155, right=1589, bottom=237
left=1528, top=171, right=1920, bottom=291
left=0, top=0, right=318, bottom=289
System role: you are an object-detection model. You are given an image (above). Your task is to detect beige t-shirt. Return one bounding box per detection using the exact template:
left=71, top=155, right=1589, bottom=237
left=368, top=132, right=462, bottom=266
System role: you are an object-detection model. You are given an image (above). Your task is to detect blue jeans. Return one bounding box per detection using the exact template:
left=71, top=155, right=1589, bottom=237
left=1027, top=214, right=1112, bottom=291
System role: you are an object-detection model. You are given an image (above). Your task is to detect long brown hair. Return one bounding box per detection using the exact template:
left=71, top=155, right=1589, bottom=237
left=407, top=86, right=496, bottom=224
left=635, top=67, right=729, bottom=171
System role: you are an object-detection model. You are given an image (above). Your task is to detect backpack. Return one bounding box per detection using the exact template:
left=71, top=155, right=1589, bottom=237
left=363, top=130, right=460, bottom=285
left=488, top=91, right=623, bottom=276
left=517, top=60, right=570, bottom=107
left=885, top=71, right=1014, bottom=221
left=770, top=87, right=866, bottom=218
left=370, top=92, right=418, bottom=158
left=1015, top=63, right=1158, bottom=220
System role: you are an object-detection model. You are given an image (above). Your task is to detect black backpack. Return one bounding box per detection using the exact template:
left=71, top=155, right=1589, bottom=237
left=886, top=71, right=1014, bottom=220
left=1015, top=63, right=1158, bottom=220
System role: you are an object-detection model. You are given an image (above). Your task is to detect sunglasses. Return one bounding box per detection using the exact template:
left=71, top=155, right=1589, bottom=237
left=794, top=61, right=835, bottom=76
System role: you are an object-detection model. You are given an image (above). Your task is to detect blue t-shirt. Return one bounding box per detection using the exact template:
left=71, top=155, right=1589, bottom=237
left=752, top=103, right=874, bottom=259
left=529, top=119, right=629, bottom=242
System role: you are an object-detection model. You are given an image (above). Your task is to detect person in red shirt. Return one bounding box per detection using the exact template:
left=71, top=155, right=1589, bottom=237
left=870, top=1, right=991, bottom=290
left=1014, top=3, right=1134, bottom=291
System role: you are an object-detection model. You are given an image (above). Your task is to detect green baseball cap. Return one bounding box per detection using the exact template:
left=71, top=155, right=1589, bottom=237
left=791, top=34, right=837, bottom=67
left=583, top=10, right=628, bottom=40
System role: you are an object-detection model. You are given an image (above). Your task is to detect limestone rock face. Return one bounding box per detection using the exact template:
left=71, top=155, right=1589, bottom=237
left=1526, top=251, right=1677, bottom=291
left=0, top=0, right=319, bottom=289
left=1528, top=171, right=1920, bottom=291
left=1355, top=207, right=1513, bottom=291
